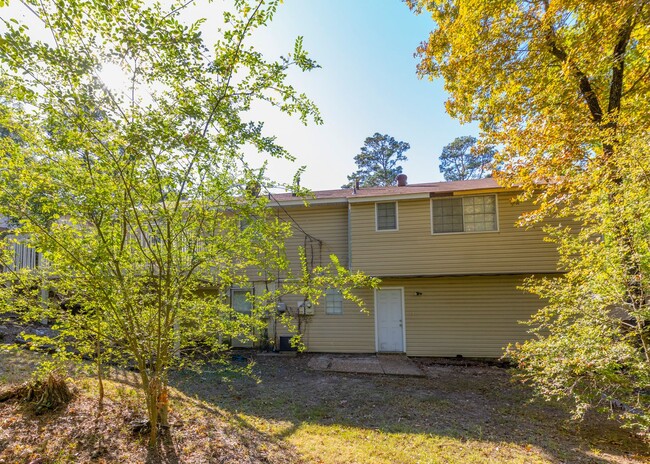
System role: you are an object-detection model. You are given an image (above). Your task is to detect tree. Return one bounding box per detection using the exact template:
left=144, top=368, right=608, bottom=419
left=0, top=0, right=376, bottom=446
left=409, top=0, right=650, bottom=430
left=343, top=133, right=410, bottom=187
left=438, top=135, right=494, bottom=181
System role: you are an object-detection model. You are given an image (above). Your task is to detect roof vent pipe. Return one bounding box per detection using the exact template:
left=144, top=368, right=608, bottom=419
left=396, top=174, right=407, bottom=187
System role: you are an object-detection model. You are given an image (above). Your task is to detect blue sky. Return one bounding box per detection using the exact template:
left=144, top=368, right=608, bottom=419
left=248, top=0, right=479, bottom=190
left=3, top=0, right=479, bottom=191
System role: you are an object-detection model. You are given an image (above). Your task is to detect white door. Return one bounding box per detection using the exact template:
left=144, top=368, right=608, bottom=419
left=376, top=288, right=404, bottom=352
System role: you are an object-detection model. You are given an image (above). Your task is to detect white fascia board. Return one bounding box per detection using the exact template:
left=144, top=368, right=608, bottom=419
left=347, top=193, right=431, bottom=203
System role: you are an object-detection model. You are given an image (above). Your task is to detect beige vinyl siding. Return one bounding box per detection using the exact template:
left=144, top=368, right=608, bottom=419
left=381, top=275, right=545, bottom=358
left=245, top=203, right=348, bottom=282
left=301, top=288, right=375, bottom=353
left=281, top=203, right=349, bottom=272
left=269, top=289, right=375, bottom=353
left=272, top=275, right=543, bottom=357
left=350, top=193, right=560, bottom=276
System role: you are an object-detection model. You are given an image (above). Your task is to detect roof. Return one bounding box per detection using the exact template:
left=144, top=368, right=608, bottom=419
left=270, top=178, right=503, bottom=204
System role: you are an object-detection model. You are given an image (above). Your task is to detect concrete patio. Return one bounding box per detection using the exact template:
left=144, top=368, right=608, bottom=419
left=307, top=354, right=425, bottom=377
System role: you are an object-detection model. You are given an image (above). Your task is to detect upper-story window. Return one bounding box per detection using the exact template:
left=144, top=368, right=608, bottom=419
left=375, top=202, right=398, bottom=231
left=431, top=195, right=498, bottom=234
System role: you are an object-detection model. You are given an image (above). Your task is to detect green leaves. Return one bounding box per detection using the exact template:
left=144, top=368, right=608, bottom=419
left=343, top=133, right=410, bottom=188
left=0, top=0, right=346, bottom=443
left=439, top=135, right=495, bottom=181
left=292, top=36, right=320, bottom=72
left=411, top=0, right=650, bottom=431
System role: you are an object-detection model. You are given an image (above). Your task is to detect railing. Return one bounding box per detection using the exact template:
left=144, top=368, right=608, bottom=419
left=1, top=231, right=209, bottom=274
left=1, top=236, right=42, bottom=272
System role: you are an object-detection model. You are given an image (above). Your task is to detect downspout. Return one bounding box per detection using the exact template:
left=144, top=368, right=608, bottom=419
left=347, top=201, right=352, bottom=271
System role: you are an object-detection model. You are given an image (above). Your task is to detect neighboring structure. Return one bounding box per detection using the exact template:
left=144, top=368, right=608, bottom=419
left=262, top=177, right=560, bottom=358
left=0, top=216, right=42, bottom=272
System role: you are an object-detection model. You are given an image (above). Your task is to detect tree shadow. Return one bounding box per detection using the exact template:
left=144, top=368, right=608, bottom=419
left=169, top=355, right=649, bottom=464
left=146, top=428, right=181, bottom=464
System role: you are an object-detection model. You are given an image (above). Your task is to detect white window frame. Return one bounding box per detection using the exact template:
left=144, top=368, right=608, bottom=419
left=375, top=201, right=399, bottom=232
left=430, top=194, right=499, bottom=235
left=324, top=289, right=343, bottom=315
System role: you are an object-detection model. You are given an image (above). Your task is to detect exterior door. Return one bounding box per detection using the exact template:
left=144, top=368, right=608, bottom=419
left=231, top=288, right=254, bottom=348
left=376, top=288, right=405, bottom=352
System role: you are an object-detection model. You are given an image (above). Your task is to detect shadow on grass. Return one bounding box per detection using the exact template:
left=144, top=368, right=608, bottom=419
left=169, top=355, right=649, bottom=464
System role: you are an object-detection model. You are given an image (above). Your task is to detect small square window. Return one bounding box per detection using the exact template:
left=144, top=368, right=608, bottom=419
left=376, top=202, right=397, bottom=231
left=325, top=289, right=343, bottom=315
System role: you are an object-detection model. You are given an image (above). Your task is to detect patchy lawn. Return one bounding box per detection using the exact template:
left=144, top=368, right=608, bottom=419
left=0, top=351, right=648, bottom=464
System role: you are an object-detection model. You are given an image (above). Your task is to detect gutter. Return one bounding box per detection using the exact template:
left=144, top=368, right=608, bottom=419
left=347, top=193, right=431, bottom=203
left=268, top=198, right=348, bottom=207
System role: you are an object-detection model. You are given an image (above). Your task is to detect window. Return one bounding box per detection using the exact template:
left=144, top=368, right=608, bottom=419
left=462, top=195, right=497, bottom=232
left=231, top=288, right=253, bottom=315
left=325, top=289, right=343, bottom=315
left=375, top=202, right=397, bottom=231
left=431, top=198, right=464, bottom=233
left=431, top=195, right=497, bottom=234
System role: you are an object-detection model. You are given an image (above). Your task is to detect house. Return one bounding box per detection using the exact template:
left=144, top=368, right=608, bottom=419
left=256, top=177, right=560, bottom=358
left=1, top=177, right=561, bottom=359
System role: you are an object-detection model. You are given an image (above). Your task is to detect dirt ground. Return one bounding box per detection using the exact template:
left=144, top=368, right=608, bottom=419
left=169, top=354, right=649, bottom=464
left=1, top=351, right=648, bottom=463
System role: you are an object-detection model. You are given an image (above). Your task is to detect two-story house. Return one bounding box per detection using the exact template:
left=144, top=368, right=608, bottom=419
left=260, top=177, right=559, bottom=358
left=2, top=177, right=560, bottom=358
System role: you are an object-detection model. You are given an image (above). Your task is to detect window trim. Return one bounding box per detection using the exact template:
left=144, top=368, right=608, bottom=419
left=430, top=194, right=499, bottom=235
left=375, top=201, right=399, bottom=232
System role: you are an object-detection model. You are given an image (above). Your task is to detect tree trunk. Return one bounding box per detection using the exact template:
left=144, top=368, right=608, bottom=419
left=159, top=385, right=169, bottom=427
left=97, top=362, right=104, bottom=415
left=145, top=375, right=170, bottom=445
left=146, top=381, right=159, bottom=446
left=96, top=331, right=104, bottom=416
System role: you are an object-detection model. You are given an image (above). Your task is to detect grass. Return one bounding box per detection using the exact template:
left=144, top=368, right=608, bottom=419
left=0, top=350, right=648, bottom=463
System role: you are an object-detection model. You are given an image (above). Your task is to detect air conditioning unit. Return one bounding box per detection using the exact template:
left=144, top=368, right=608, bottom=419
left=297, top=300, right=314, bottom=316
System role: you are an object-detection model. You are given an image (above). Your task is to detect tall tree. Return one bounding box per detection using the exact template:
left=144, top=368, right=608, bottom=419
left=343, top=133, right=410, bottom=187
left=0, top=0, right=376, bottom=446
left=409, top=0, right=650, bottom=430
left=439, top=135, right=494, bottom=181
